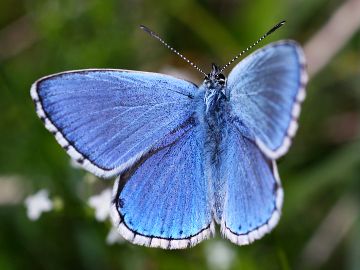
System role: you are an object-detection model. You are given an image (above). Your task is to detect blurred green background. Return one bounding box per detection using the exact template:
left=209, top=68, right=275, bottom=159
left=0, top=0, right=359, bottom=269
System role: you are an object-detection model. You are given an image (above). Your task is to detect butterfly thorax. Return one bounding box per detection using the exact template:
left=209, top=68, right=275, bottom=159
left=202, top=63, right=229, bottom=221
left=203, top=63, right=227, bottom=138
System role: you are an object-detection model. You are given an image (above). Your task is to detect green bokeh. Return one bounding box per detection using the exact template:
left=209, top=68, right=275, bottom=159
left=0, top=0, right=359, bottom=269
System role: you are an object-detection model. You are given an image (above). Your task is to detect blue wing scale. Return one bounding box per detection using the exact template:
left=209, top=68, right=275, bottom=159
left=31, top=69, right=198, bottom=178
left=220, top=126, right=283, bottom=245
left=227, top=41, right=308, bottom=159
left=110, top=120, right=214, bottom=249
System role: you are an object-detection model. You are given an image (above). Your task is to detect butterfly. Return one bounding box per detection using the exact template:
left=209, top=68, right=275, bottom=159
left=30, top=21, right=307, bottom=249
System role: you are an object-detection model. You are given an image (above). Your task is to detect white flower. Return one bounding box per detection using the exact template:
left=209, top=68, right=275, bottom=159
left=205, top=241, right=235, bottom=270
left=88, top=188, right=112, bottom=221
left=106, top=227, right=125, bottom=245
left=24, top=189, right=54, bottom=220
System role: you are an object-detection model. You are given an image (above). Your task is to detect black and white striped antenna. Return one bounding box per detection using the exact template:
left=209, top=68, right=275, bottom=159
left=140, top=25, right=207, bottom=76
left=219, top=20, right=286, bottom=73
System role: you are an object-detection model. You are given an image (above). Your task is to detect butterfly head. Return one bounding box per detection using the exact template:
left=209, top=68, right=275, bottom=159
left=203, top=64, right=227, bottom=112
left=204, top=63, right=226, bottom=89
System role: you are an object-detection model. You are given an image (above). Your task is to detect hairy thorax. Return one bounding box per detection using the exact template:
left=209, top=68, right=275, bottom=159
left=203, top=84, right=227, bottom=163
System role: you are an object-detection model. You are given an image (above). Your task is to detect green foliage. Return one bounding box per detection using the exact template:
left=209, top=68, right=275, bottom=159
left=0, top=0, right=359, bottom=269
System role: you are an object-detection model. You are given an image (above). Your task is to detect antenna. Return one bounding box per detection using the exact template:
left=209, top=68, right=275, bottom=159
left=140, top=25, right=207, bottom=76
left=219, top=20, right=286, bottom=73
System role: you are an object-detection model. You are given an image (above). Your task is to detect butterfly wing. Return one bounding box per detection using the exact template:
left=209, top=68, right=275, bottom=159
left=220, top=124, right=283, bottom=245
left=31, top=69, right=198, bottom=178
left=227, top=41, right=308, bottom=159
left=110, top=119, right=213, bottom=249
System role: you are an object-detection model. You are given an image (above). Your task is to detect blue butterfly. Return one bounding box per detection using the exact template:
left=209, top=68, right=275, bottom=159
left=30, top=21, right=307, bottom=249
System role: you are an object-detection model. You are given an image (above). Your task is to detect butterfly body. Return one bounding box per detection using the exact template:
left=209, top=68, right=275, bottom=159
left=31, top=40, right=307, bottom=249
left=201, top=64, right=228, bottom=222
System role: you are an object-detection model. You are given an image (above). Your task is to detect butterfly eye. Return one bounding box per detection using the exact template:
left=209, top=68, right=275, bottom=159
left=216, top=74, right=226, bottom=85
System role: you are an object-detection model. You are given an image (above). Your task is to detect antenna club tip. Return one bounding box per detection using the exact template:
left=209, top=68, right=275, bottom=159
left=266, top=20, right=286, bottom=35
left=274, top=20, right=286, bottom=28
left=140, top=25, right=152, bottom=34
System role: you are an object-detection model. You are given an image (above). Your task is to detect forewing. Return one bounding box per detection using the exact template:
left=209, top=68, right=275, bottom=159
left=31, top=69, right=197, bottom=178
left=220, top=125, right=283, bottom=245
left=227, top=41, right=308, bottom=159
left=110, top=121, right=213, bottom=249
